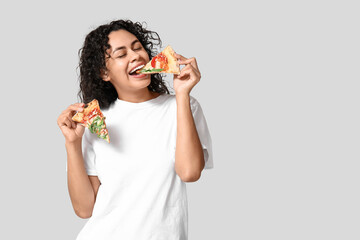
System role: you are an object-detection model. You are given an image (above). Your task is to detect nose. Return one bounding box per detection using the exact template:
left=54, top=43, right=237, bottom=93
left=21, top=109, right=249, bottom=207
left=129, top=49, right=141, bottom=62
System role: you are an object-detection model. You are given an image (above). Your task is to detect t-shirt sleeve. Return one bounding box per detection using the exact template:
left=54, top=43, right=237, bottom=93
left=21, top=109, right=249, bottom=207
left=65, top=130, right=98, bottom=176
left=190, top=96, right=214, bottom=170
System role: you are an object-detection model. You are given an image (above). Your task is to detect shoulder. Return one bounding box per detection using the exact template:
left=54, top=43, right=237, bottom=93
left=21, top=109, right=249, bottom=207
left=165, top=93, right=200, bottom=104
left=166, top=94, right=202, bottom=112
left=161, top=93, right=176, bottom=107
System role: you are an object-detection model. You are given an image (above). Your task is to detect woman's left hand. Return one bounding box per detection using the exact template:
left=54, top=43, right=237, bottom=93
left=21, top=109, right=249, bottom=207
left=173, top=53, right=201, bottom=96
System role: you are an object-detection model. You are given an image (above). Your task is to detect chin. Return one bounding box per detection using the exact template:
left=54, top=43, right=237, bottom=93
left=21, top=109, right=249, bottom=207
left=135, top=77, right=152, bottom=87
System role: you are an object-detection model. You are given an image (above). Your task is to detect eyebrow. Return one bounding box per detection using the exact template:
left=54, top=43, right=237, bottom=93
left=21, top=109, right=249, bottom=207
left=112, top=40, right=140, bottom=54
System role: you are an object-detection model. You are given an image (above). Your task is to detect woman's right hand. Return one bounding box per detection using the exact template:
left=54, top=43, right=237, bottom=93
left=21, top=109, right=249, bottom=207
left=57, top=103, right=86, bottom=143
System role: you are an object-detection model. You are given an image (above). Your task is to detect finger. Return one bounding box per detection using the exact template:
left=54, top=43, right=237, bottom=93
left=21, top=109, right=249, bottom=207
left=180, top=64, right=192, bottom=71
left=73, top=103, right=85, bottom=111
left=178, top=64, right=200, bottom=78
left=173, top=52, right=187, bottom=61
left=177, top=57, right=199, bottom=73
left=63, top=118, right=72, bottom=128
left=65, top=110, right=77, bottom=120
left=57, top=115, right=67, bottom=127
left=178, top=57, right=199, bottom=69
left=72, top=102, right=84, bottom=107
left=178, top=68, right=200, bottom=80
left=177, top=65, right=191, bottom=78
left=177, top=58, right=192, bottom=65
left=76, top=123, right=85, bottom=129
left=64, top=108, right=84, bottom=119
left=67, top=116, right=79, bottom=129
left=68, top=113, right=80, bottom=126
left=67, top=103, right=85, bottom=113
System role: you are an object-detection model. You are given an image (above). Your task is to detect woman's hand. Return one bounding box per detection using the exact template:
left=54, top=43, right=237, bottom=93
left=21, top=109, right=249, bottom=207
left=173, top=53, right=201, bottom=96
left=57, top=103, right=85, bottom=144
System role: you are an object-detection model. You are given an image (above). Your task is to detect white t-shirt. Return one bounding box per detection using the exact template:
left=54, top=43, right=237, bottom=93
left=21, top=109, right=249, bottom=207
left=68, top=93, right=213, bottom=240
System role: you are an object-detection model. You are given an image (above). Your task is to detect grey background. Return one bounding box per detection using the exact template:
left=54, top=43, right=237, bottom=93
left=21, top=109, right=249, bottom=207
left=1, top=0, right=359, bottom=239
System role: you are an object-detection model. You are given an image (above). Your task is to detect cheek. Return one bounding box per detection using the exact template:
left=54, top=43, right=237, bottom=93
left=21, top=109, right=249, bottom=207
left=107, top=64, right=128, bottom=81
left=111, top=61, right=128, bottom=74
left=141, top=51, right=150, bottom=62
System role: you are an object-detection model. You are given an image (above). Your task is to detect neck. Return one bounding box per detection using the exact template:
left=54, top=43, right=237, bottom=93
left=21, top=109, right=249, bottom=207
left=116, top=89, right=160, bottom=103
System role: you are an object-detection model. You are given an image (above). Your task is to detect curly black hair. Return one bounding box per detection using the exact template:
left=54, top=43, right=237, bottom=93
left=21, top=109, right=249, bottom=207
left=77, top=19, right=171, bottom=109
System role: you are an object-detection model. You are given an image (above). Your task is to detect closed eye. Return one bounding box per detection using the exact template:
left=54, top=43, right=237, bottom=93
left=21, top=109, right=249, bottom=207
left=117, top=47, right=141, bottom=58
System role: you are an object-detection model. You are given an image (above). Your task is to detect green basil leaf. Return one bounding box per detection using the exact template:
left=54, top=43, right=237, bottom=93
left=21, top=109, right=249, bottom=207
left=139, top=68, right=164, bottom=73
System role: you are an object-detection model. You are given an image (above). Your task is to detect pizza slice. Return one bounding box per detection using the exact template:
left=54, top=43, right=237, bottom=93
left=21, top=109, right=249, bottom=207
left=72, top=99, right=110, bottom=143
left=137, top=45, right=180, bottom=74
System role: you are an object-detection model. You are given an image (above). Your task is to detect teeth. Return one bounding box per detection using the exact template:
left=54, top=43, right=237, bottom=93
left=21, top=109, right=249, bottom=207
left=130, top=65, right=145, bottom=74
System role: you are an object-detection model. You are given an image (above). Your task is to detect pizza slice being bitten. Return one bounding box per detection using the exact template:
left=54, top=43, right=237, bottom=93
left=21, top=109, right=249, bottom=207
left=72, top=99, right=110, bottom=143
left=137, top=45, right=180, bottom=74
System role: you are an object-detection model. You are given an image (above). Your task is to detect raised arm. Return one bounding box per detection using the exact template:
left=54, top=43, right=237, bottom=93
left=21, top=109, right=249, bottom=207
left=175, top=94, right=205, bottom=182
left=173, top=53, right=205, bottom=182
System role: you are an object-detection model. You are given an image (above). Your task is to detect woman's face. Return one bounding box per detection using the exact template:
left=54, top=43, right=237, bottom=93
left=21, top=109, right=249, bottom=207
left=103, top=29, right=151, bottom=91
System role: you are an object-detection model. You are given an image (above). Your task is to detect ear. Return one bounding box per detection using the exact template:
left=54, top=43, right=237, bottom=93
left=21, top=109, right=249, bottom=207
left=100, top=69, right=110, bottom=82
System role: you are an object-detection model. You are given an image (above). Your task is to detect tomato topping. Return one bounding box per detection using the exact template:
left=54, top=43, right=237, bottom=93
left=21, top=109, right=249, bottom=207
left=84, top=108, right=102, bottom=123
left=151, top=53, right=168, bottom=70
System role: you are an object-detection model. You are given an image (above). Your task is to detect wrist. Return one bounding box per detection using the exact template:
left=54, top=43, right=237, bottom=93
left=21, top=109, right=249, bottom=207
left=65, top=139, right=82, bottom=148
left=175, top=92, right=190, bottom=101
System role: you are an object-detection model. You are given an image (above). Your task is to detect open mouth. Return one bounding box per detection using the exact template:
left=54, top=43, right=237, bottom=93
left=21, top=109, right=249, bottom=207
left=129, top=64, right=145, bottom=76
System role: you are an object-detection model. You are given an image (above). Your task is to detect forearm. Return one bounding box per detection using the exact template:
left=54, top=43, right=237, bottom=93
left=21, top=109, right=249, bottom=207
left=175, top=94, right=205, bottom=182
left=66, top=140, right=95, bottom=218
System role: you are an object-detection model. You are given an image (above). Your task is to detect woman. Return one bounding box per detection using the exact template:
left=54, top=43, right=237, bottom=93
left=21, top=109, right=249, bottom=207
left=57, top=19, right=213, bottom=240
